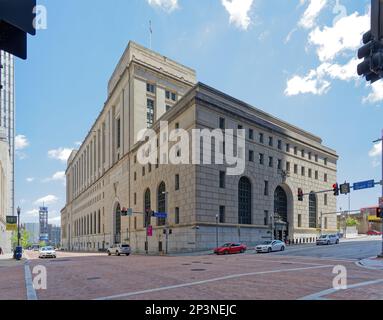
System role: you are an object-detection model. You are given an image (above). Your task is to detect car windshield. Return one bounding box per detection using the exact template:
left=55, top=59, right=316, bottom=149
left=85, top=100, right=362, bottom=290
left=319, top=235, right=328, bottom=239
left=222, top=243, right=232, bottom=247
left=44, top=247, right=53, bottom=251
left=262, top=241, right=272, bottom=245
left=121, top=245, right=130, bottom=248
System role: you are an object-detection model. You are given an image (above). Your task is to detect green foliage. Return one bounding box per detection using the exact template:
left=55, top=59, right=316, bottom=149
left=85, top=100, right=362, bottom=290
left=346, top=217, right=359, bottom=227
left=11, top=229, right=32, bottom=248
left=39, top=241, right=47, bottom=248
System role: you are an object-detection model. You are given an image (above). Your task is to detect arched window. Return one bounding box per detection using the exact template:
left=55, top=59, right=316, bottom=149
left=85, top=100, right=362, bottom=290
left=238, top=177, right=252, bottom=225
left=309, top=192, right=317, bottom=228
left=274, top=186, right=287, bottom=223
left=157, top=182, right=166, bottom=226
left=144, top=188, right=151, bottom=227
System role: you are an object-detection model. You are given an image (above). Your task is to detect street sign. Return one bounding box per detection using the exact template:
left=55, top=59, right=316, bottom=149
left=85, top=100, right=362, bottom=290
left=6, top=223, right=17, bottom=231
left=6, top=216, right=17, bottom=224
left=127, top=208, right=133, bottom=216
left=147, top=225, right=153, bottom=237
left=153, top=212, right=167, bottom=219
left=353, top=180, right=375, bottom=191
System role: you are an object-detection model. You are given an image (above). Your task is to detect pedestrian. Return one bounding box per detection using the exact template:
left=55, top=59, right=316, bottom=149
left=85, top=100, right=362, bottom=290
left=0, top=246, right=3, bottom=255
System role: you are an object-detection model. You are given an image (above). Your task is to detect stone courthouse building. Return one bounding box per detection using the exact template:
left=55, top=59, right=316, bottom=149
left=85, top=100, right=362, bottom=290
left=61, top=42, right=338, bottom=253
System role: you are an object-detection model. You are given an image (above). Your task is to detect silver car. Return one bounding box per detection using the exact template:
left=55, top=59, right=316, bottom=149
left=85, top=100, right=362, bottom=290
left=107, top=244, right=131, bottom=256
left=316, top=234, right=339, bottom=245
left=39, top=246, right=56, bottom=259
left=256, top=240, right=286, bottom=253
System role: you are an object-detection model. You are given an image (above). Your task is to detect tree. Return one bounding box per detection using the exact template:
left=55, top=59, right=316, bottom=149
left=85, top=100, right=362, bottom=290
left=346, top=217, right=359, bottom=227
left=11, top=229, right=32, bottom=248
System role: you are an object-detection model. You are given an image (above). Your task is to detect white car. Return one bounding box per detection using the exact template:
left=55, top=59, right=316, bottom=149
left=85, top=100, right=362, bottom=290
left=39, top=246, right=57, bottom=259
left=256, top=240, right=286, bottom=253
left=107, top=244, right=131, bottom=256
left=316, top=234, right=339, bottom=245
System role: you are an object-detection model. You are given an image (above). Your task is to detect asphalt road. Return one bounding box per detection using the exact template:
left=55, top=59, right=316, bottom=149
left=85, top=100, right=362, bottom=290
left=271, top=237, right=382, bottom=260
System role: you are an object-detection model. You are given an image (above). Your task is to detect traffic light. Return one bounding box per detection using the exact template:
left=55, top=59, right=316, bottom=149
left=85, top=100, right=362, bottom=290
left=298, top=188, right=304, bottom=202
left=120, top=207, right=128, bottom=216
left=0, top=0, right=36, bottom=59
left=333, top=183, right=340, bottom=196
left=377, top=207, right=382, bottom=218
left=340, top=183, right=351, bottom=195
left=357, top=1, right=383, bottom=83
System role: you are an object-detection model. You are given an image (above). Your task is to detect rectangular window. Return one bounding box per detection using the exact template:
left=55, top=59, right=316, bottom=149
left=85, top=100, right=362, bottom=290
left=175, top=174, right=180, bottom=191
left=278, top=159, right=282, bottom=170
left=308, top=152, right=312, bottom=160
left=166, top=105, right=171, bottom=112
left=219, top=206, right=225, bottom=223
left=171, top=92, right=177, bottom=101
left=134, top=193, right=137, bottom=205
left=116, top=118, right=121, bottom=149
left=259, top=153, right=264, bottom=165
left=219, top=171, right=226, bottom=189
left=264, top=181, right=269, bottom=196
left=147, top=83, right=155, bottom=93
left=249, top=150, right=254, bottom=162
left=286, top=162, right=291, bottom=172
left=315, top=154, right=318, bottom=162
left=165, top=90, right=170, bottom=99
left=301, top=167, right=305, bottom=176
left=219, top=117, right=225, bottom=130
left=142, top=166, right=145, bottom=176
left=148, top=163, right=152, bottom=173
left=294, top=164, right=298, bottom=174
left=175, top=207, right=180, bottom=225
left=298, top=215, right=302, bottom=228
left=249, top=129, right=254, bottom=140
left=238, top=124, right=243, bottom=130
left=301, top=150, right=305, bottom=158
left=269, top=157, right=273, bottom=168
left=134, top=172, right=137, bottom=181
left=324, top=173, right=328, bottom=182
left=324, top=158, right=328, bottom=166
left=308, top=168, right=312, bottom=178
left=147, top=99, right=155, bottom=128
left=269, top=136, right=273, bottom=147
left=278, top=140, right=282, bottom=150
left=294, top=147, right=298, bottom=155
left=175, top=122, right=179, bottom=129
left=259, top=133, right=264, bottom=144
left=315, top=170, right=319, bottom=180
left=324, top=217, right=328, bottom=229
left=324, top=194, right=328, bottom=206
left=286, top=144, right=290, bottom=153
left=264, top=211, right=269, bottom=226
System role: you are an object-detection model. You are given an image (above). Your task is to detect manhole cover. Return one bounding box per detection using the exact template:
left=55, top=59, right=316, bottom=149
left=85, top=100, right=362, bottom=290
left=191, top=269, right=206, bottom=272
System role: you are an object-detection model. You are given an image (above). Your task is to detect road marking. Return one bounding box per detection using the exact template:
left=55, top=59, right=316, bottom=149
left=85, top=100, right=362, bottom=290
left=24, top=261, right=37, bottom=300
left=299, top=278, right=383, bottom=300
left=94, top=264, right=333, bottom=300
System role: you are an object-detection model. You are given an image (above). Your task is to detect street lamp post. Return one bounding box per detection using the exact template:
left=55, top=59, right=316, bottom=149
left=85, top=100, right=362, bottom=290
left=215, top=214, right=219, bottom=248
left=17, top=207, right=21, bottom=247
left=163, top=191, right=169, bottom=255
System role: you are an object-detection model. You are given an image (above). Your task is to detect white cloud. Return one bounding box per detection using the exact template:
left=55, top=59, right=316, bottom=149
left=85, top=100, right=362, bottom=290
left=26, top=177, right=35, bottom=183
left=309, top=12, right=369, bottom=62
left=369, top=143, right=382, bottom=158
left=299, top=0, right=327, bottom=29
left=15, top=135, right=29, bottom=150
left=285, top=58, right=358, bottom=96
left=34, top=195, right=58, bottom=205
left=221, top=0, right=254, bottom=30
left=43, top=171, right=66, bottom=184
left=363, top=81, right=383, bottom=104
left=26, top=209, right=39, bottom=217
left=147, top=0, right=178, bottom=12
left=48, top=148, right=73, bottom=162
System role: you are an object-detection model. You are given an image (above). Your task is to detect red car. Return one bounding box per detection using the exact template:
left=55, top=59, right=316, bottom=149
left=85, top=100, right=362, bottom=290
left=367, top=230, right=382, bottom=236
left=214, top=243, right=247, bottom=255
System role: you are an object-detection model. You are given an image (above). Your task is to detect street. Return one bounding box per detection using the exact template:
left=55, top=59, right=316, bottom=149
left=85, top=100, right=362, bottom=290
left=1, top=237, right=382, bottom=301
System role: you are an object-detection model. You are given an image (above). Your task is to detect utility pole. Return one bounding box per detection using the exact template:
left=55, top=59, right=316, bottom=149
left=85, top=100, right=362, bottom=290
left=215, top=214, right=219, bottom=248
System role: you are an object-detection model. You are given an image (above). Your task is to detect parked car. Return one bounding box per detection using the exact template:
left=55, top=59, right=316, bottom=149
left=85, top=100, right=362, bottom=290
left=39, top=246, right=56, bottom=259
left=256, top=240, right=285, bottom=253
left=214, top=243, right=247, bottom=255
left=367, top=230, right=382, bottom=236
left=107, top=244, right=131, bottom=256
left=316, top=234, right=339, bottom=245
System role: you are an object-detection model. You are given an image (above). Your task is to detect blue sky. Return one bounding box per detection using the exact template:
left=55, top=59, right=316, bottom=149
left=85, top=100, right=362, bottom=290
left=14, top=0, right=382, bottom=225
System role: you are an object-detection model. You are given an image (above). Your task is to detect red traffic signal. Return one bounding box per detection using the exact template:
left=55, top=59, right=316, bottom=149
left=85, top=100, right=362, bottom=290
left=333, top=183, right=339, bottom=196
left=298, top=188, right=304, bottom=202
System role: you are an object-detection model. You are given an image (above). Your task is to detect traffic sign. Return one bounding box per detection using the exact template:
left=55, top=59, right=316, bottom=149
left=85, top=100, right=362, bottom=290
left=153, top=212, right=167, bottom=219
left=353, top=180, right=375, bottom=191
left=340, top=183, right=350, bottom=195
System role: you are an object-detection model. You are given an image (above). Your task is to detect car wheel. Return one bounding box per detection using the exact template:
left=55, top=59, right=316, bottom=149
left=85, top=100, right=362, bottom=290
left=224, top=250, right=229, bottom=255
left=126, top=253, right=130, bottom=256
left=336, top=240, right=339, bottom=244
left=281, top=246, right=285, bottom=252
left=117, top=252, right=121, bottom=256
left=240, top=249, right=244, bottom=254
left=268, top=248, right=272, bottom=253
left=327, top=241, right=330, bottom=245
left=107, top=252, right=111, bottom=256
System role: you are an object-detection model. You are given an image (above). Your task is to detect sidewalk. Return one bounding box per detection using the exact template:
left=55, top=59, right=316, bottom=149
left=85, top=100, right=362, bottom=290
left=357, top=257, right=383, bottom=271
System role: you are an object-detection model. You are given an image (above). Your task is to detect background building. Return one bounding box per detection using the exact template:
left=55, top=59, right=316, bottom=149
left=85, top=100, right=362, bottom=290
left=39, top=207, right=49, bottom=242
left=24, top=222, right=40, bottom=244
left=0, top=50, right=15, bottom=219
left=47, top=225, right=61, bottom=247
left=61, top=42, right=338, bottom=253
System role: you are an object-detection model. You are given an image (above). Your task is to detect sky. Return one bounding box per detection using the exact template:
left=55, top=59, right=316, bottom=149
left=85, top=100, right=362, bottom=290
left=14, top=0, right=383, bottom=225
